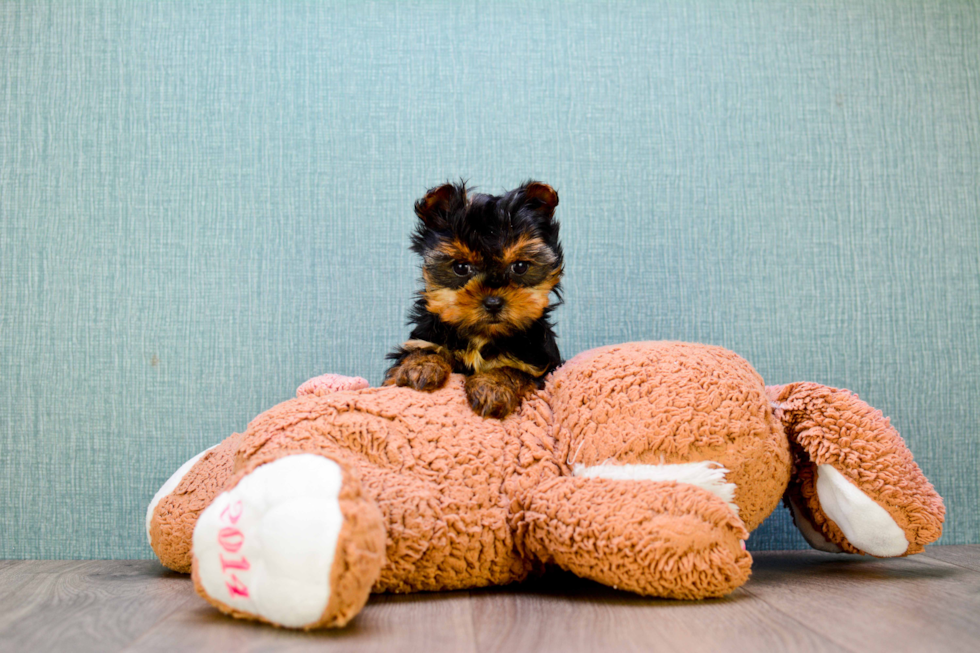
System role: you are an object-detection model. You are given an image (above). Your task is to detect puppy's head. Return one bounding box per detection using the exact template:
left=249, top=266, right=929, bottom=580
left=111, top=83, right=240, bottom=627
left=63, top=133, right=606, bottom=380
left=411, top=180, right=563, bottom=338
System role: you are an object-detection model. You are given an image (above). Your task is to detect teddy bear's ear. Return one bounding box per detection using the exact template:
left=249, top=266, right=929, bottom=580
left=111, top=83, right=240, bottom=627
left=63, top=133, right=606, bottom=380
left=414, top=182, right=467, bottom=230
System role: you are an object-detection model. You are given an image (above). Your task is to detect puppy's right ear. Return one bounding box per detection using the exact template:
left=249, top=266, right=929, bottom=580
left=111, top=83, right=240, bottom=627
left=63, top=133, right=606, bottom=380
left=415, top=182, right=467, bottom=229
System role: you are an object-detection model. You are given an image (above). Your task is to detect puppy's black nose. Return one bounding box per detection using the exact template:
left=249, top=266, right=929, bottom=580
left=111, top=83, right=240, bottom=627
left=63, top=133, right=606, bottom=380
left=483, top=296, right=504, bottom=313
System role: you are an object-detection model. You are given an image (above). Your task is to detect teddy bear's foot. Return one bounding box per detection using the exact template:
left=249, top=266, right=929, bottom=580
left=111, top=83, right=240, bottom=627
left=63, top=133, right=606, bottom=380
left=519, top=476, right=751, bottom=600
left=786, top=465, right=909, bottom=556
left=769, top=383, right=945, bottom=557
left=147, top=434, right=244, bottom=573
left=146, top=445, right=217, bottom=552
left=191, top=453, right=386, bottom=629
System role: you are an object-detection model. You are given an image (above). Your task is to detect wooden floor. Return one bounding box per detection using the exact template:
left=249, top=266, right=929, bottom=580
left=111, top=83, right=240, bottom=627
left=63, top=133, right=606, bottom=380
left=0, top=546, right=977, bottom=652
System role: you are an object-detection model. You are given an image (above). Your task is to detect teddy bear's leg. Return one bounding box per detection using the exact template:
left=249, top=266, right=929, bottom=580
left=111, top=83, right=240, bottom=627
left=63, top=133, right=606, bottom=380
left=191, top=453, right=386, bottom=629
left=518, top=476, right=752, bottom=599
left=147, top=374, right=371, bottom=574
left=147, top=433, right=243, bottom=573
left=768, top=383, right=945, bottom=557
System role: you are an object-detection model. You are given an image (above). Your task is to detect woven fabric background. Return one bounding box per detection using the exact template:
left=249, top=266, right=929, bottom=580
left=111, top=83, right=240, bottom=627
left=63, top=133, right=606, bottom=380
left=1, top=0, right=977, bottom=559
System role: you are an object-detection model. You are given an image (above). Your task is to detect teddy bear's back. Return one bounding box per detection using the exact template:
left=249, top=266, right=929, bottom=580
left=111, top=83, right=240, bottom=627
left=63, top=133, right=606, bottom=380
left=546, top=341, right=792, bottom=531
left=235, top=376, right=561, bottom=592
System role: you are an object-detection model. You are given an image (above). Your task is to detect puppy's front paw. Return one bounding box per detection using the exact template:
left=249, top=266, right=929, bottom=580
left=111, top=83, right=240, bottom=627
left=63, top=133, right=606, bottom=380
left=465, top=373, right=520, bottom=419
left=384, top=351, right=451, bottom=392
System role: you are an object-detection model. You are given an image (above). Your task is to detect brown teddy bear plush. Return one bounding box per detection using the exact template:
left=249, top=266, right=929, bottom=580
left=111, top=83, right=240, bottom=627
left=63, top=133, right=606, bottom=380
left=146, top=341, right=945, bottom=630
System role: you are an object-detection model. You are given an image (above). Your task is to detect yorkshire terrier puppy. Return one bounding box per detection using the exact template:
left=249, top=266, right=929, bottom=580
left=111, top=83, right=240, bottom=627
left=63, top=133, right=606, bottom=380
left=384, top=180, right=564, bottom=419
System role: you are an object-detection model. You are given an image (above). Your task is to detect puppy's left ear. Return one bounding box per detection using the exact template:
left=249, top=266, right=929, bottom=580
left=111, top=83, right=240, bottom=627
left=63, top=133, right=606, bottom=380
left=522, top=181, right=559, bottom=218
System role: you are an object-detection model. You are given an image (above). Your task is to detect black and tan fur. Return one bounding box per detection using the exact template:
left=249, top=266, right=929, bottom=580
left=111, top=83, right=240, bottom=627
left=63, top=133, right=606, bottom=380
left=385, top=181, right=564, bottom=418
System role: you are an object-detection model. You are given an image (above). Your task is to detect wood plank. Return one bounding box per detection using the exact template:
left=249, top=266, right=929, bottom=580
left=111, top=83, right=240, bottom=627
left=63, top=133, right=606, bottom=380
left=125, top=590, right=478, bottom=653
left=0, top=560, right=36, bottom=583
left=0, top=559, right=83, bottom=579
left=743, top=550, right=980, bottom=653
left=0, top=561, right=197, bottom=653
left=922, top=544, right=980, bottom=572
left=0, top=561, right=95, bottom=616
left=3, top=550, right=979, bottom=653
left=471, top=569, right=845, bottom=653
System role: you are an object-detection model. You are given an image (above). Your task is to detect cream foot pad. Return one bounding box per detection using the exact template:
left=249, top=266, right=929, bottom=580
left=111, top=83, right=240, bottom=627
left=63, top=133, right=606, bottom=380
left=816, top=464, right=908, bottom=557
left=192, top=454, right=345, bottom=628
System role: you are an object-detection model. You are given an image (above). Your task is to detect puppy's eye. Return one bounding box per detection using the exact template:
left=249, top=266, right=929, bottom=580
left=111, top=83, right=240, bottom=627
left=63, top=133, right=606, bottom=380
left=452, top=262, right=472, bottom=277
left=511, top=261, right=530, bottom=275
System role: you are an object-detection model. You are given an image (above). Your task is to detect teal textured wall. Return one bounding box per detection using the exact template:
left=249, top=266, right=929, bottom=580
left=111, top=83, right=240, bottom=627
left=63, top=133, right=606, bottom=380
left=1, top=1, right=977, bottom=558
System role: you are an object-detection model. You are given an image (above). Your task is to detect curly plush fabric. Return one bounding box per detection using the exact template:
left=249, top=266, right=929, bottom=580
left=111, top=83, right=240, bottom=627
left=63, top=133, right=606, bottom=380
left=519, top=476, right=751, bottom=598
left=549, top=343, right=791, bottom=531
left=296, top=373, right=370, bottom=397
left=769, top=383, right=945, bottom=555
left=149, top=433, right=242, bottom=573
left=222, top=377, right=561, bottom=593
left=147, top=341, right=945, bottom=629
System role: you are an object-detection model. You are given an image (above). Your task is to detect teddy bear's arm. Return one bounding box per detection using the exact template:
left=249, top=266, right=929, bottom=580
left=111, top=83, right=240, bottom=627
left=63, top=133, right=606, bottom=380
left=517, top=476, right=751, bottom=599
left=768, top=383, right=945, bottom=557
